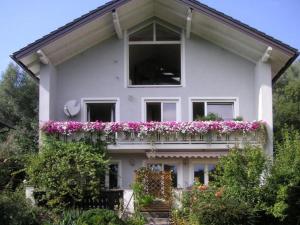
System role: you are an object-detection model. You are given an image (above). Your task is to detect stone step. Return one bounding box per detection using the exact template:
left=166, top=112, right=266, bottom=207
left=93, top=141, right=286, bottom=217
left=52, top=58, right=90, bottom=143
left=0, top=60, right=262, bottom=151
left=142, top=212, right=170, bottom=218
left=145, top=217, right=170, bottom=225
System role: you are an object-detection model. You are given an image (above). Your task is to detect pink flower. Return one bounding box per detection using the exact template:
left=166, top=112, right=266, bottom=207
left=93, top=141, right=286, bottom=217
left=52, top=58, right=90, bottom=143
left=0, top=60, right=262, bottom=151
left=40, top=120, right=264, bottom=136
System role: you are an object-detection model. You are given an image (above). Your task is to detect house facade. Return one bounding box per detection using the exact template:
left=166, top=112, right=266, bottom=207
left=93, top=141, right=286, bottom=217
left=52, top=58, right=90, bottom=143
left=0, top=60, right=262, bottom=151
left=12, top=0, right=298, bottom=198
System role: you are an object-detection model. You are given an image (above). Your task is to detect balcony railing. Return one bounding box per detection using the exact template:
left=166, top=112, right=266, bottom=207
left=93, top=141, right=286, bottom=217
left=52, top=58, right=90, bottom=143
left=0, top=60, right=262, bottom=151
left=41, top=121, right=267, bottom=147
left=104, top=131, right=265, bottom=146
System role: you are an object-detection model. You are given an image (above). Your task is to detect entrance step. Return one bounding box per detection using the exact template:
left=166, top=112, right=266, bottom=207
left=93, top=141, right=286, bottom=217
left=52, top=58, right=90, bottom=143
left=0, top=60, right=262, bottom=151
left=145, top=217, right=170, bottom=225
left=140, top=200, right=171, bottom=225
left=140, top=200, right=171, bottom=212
left=142, top=212, right=170, bottom=225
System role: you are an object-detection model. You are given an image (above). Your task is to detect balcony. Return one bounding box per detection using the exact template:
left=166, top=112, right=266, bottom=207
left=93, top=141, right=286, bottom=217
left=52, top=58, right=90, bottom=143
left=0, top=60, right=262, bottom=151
left=41, top=121, right=266, bottom=150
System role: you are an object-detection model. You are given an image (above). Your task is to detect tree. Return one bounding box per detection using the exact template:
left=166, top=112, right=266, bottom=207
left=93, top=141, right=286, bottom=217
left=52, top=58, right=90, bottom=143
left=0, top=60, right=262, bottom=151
left=0, top=63, right=38, bottom=156
left=273, top=60, right=300, bottom=141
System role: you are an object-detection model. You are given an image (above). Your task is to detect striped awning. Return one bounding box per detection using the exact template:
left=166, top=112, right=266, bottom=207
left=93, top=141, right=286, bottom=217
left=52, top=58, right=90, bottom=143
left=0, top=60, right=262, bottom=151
left=146, top=151, right=228, bottom=159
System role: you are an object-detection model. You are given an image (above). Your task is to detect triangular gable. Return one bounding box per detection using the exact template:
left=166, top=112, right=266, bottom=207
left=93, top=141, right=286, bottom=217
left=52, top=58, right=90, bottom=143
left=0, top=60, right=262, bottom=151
left=11, top=0, right=299, bottom=83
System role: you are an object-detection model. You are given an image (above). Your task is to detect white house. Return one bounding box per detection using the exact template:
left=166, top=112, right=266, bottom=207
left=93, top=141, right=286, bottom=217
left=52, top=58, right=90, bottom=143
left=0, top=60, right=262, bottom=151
left=12, top=0, right=298, bottom=207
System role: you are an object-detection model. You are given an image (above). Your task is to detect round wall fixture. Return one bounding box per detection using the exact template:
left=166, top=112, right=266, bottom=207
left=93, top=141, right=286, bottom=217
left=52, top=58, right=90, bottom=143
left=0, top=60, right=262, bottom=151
left=64, top=100, right=80, bottom=118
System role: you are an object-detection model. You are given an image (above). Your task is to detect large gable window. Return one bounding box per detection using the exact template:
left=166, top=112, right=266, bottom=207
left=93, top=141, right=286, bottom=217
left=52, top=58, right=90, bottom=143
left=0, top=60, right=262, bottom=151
left=128, top=21, right=182, bottom=86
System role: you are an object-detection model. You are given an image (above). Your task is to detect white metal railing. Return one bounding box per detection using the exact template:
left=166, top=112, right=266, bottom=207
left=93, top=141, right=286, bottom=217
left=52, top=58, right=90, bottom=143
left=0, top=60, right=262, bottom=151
left=103, top=131, right=265, bottom=146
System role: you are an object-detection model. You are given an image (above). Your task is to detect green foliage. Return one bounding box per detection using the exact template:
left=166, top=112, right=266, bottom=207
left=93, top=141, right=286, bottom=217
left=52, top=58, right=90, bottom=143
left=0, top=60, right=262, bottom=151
left=76, top=209, right=125, bottom=225
left=196, top=112, right=223, bottom=121
left=55, top=209, right=82, bottom=225
left=132, top=182, right=154, bottom=208
left=213, top=146, right=270, bottom=207
left=132, top=168, right=155, bottom=210
left=0, top=155, right=26, bottom=191
left=125, top=212, right=146, bottom=225
left=27, top=140, right=108, bottom=208
left=233, top=116, right=243, bottom=121
left=0, top=190, right=39, bottom=225
left=273, top=60, right=300, bottom=141
left=0, top=63, right=38, bottom=155
left=262, top=129, right=300, bottom=223
left=176, top=146, right=270, bottom=225
left=181, top=186, right=255, bottom=225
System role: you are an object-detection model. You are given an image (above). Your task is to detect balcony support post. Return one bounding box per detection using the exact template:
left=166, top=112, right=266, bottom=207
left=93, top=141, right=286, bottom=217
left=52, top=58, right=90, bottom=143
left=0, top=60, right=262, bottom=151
left=254, top=48, right=273, bottom=157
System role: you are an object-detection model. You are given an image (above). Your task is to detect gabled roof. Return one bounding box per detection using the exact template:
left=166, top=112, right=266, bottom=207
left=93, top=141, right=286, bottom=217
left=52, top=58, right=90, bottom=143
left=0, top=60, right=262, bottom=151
left=11, top=0, right=299, bottom=84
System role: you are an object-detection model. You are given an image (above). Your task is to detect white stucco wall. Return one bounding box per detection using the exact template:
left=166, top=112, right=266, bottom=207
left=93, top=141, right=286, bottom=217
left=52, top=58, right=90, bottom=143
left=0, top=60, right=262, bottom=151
left=52, top=33, right=255, bottom=122
left=39, top=64, right=57, bottom=122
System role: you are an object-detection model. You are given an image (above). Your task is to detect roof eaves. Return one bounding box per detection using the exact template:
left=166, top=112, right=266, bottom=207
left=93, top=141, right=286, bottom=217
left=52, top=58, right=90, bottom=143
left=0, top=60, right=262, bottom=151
left=272, top=51, right=300, bottom=85
left=12, top=0, right=130, bottom=59
left=10, top=54, right=39, bottom=82
left=179, top=0, right=298, bottom=55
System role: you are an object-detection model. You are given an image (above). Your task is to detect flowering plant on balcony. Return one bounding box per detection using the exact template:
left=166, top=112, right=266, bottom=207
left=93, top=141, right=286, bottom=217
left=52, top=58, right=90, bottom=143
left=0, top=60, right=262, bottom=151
left=41, top=120, right=265, bottom=137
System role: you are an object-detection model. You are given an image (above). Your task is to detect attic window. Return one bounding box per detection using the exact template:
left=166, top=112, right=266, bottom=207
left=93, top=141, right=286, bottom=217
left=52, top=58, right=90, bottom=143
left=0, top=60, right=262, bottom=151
left=128, top=21, right=182, bottom=86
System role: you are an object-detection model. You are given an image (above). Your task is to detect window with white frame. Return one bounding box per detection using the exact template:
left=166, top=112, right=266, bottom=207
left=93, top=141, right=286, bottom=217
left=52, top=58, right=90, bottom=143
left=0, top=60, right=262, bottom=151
left=191, top=99, right=237, bottom=121
left=128, top=21, right=182, bottom=86
left=101, top=162, right=121, bottom=189
left=108, top=163, right=119, bottom=189
left=193, top=163, right=216, bottom=185
left=84, top=99, right=119, bottom=122
left=144, top=99, right=179, bottom=122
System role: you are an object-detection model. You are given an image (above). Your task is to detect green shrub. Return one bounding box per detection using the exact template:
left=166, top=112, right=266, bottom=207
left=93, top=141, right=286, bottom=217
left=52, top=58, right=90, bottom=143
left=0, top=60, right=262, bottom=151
left=27, top=140, right=108, bottom=209
left=0, top=190, right=39, bottom=225
left=125, top=212, right=146, bottom=225
left=76, top=209, right=125, bottom=225
left=0, top=155, right=26, bottom=191
left=213, top=146, right=270, bottom=207
left=262, top=129, right=300, bottom=223
left=55, top=209, right=82, bottom=225
left=182, top=186, right=256, bottom=225
left=233, top=116, right=243, bottom=121
left=196, top=112, right=223, bottom=121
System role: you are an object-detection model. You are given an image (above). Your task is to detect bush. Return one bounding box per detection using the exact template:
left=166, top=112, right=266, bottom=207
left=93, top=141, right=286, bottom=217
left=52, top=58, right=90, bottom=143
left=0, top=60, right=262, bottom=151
left=27, top=140, right=108, bottom=209
left=262, top=129, right=300, bottom=223
left=0, top=155, right=25, bottom=191
left=196, top=112, right=223, bottom=121
left=182, top=185, right=256, bottom=225
left=213, top=146, right=270, bottom=207
left=76, top=209, right=125, bottom=225
left=0, top=190, right=39, bottom=225
left=125, top=212, right=146, bottom=225
left=132, top=182, right=154, bottom=208
left=54, top=209, right=82, bottom=225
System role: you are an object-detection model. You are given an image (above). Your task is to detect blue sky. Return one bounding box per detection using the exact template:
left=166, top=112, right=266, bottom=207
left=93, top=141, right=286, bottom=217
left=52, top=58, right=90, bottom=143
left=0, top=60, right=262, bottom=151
left=0, top=0, right=299, bottom=75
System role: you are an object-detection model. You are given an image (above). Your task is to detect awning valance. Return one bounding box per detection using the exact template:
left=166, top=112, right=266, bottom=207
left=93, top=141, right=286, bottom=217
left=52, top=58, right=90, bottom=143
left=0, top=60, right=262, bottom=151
left=146, top=151, right=228, bottom=159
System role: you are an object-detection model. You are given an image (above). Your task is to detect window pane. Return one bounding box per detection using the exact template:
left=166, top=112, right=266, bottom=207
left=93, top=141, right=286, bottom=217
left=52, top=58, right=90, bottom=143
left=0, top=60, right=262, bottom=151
left=194, top=164, right=205, bottom=184
left=87, top=103, right=115, bottom=122
left=129, top=24, right=153, bottom=41
left=146, top=102, right=161, bottom=122
left=100, top=173, right=105, bottom=189
left=156, top=24, right=180, bottom=41
left=109, top=164, right=119, bottom=189
left=207, top=102, right=234, bottom=120
left=148, top=164, right=163, bottom=172
left=164, top=164, right=177, bottom=188
left=193, top=102, right=205, bottom=120
left=163, top=103, right=176, bottom=121
left=208, top=164, right=216, bottom=183
left=129, top=44, right=181, bottom=85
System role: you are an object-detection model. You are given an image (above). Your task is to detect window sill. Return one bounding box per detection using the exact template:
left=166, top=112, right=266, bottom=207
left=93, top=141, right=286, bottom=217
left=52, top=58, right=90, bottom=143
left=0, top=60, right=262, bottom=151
left=127, top=85, right=183, bottom=88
